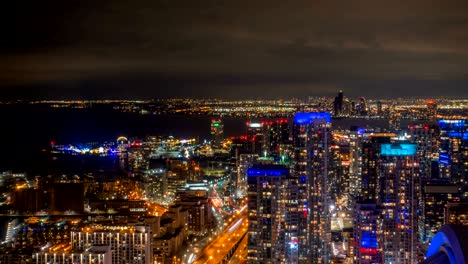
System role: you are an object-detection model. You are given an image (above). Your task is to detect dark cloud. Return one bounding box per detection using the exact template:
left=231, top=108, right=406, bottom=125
left=1, top=0, right=468, bottom=99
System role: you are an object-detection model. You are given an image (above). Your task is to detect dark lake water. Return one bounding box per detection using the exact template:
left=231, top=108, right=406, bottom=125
left=0, top=103, right=401, bottom=173
left=0, top=104, right=247, bottom=172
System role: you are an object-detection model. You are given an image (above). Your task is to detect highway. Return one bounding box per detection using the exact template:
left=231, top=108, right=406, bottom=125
left=225, top=232, right=248, bottom=264
left=193, top=208, right=248, bottom=264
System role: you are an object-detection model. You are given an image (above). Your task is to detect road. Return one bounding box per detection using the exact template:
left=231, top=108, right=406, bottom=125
left=225, top=232, right=248, bottom=264
left=193, top=209, right=248, bottom=264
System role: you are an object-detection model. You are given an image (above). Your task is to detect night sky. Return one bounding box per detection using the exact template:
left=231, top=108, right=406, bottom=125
left=1, top=0, right=468, bottom=100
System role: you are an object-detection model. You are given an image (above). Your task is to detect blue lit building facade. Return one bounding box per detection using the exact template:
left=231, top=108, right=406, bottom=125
left=292, top=112, right=332, bottom=263
left=378, top=143, right=419, bottom=264
left=247, top=165, right=292, bottom=263
left=438, top=119, right=468, bottom=184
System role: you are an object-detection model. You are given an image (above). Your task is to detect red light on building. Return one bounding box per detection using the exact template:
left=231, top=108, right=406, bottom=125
left=360, top=248, right=377, bottom=255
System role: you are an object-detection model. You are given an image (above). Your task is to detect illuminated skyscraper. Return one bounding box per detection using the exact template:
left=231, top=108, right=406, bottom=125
left=353, top=202, right=381, bottom=264
left=247, top=164, right=292, bottom=263
left=264, top=119, right=290, bottom=159
left=210, top=119, right=224, bottom=147
left=438, top=119, right=468, bottom=184
left=377, top=101, right=383, bottom=116
left=333, top=90, right=344, bottom=117
left=246, top=122, right=265, bottom=156
left=360, top=135, right=392, bottom=201
left=329, top=131, right=349, bottom=204
left=377, top=143, right=419, bottom=264
left=245, top=119, right=291, bottom=158
left=357, top=97, right=368, bottom=116
left=407, top=124, right=439, bottom=179
left=348, top=128, right=362, bottom=198
left=292, top=112, right=332, bottom=263
left=427, top=100, right=437, bottom=120
left=421, top=180, right=459, bottom=243
left=236, top=154, right=258, bottom=198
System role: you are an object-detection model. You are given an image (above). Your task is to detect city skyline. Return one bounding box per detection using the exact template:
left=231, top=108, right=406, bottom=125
left=0, top=100, right=466, bottom=263
left=1, top=1, right=467, bottom=262
left=2, top=0, right=468, bottom=99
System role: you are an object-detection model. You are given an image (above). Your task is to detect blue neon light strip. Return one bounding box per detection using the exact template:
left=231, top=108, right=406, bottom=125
left=438, top=119, right=465, bottom=128
left=439, top=154, right=449, bottom=159
left=439, top=153, right=450, bottom=165
left=294, top=112, right=331, bottom=124
left=380, top=144, right=417, bottom=156
left=247, top=169, right=289, bottom=176
left=447, top=132, right=468, bottom=139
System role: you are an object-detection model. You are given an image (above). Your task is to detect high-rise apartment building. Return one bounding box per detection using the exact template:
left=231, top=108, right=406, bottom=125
left=264, top=119, right=290, bottom=159
left=245, top=119, right=290, bottom=158
left=421, top=180, right=459, bottom=243
left=438, top=119, right=467, bottom=184
left=348, top=128, right=362, bottom=198
left=210, top=119, right=224, bottom=147
left=360, top=134, right=392, bottom=202
left=333, top=90, right=344, bottom=117
left=292, top=112, right=332, bottom=263
left=378, top=143, right=419, bottom=264
left=427, top=100, right=437, bottom=120
left=247, top=164, right=292, bottom=263
left=246, top=122, right=265, bottom=156
left=353, top=202, right=381, bottom=264
left=407, top=124, right=440, bottom=179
